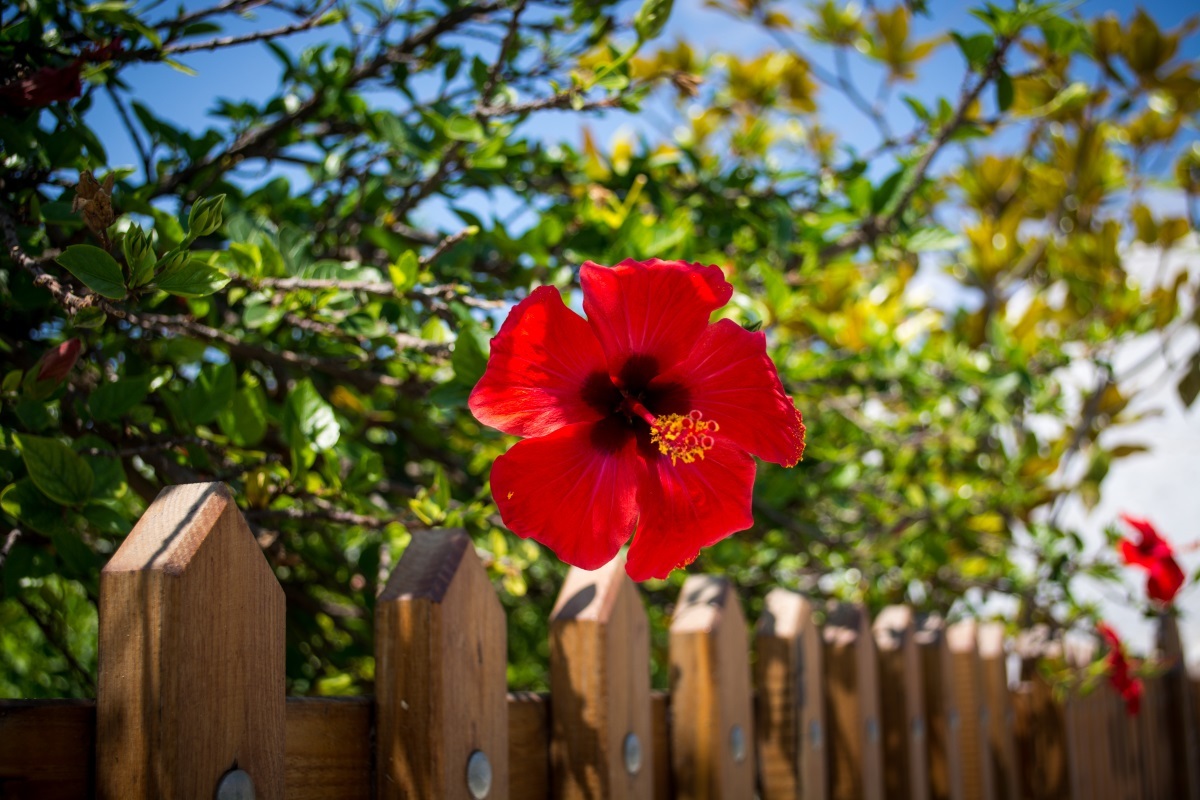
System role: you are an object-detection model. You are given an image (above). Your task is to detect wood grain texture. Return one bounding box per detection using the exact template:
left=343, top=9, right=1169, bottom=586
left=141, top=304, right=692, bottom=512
left=977, top=623, right=1018, bottom=800
left=916, top=614, right=964, bottom=800
left=755, top=588, right=827, bottom=800
left=96, top=482, right=285, bottom=799
left=1157, top=615, right=1200, bottom=800
left=652, top=691, right=672, bottom=800
left=822, top=604, right=883, bottom=800
left=0, top=700, right=94, bottom=799
left=669, top=575, right=755, bottom=800
left=549, top=553, right=653, bottom=799
left=285, top=697, right=372, bottom=800
left=509, top=692, right=551, bottom=800
left=873, top=606, right=928, bottom=800
left=947, top=620, right=995, bottom=800
left=375, top=529, right=508, bottom=799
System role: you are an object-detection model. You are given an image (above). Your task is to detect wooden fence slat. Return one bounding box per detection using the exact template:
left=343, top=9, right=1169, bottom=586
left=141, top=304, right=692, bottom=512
left=977, top=622, right=1018, bottom=800
left=948, top=620, right=995, bottom=800
left=916, top=613, right=964, bottom=800
left=96, top=482, right=285, bottom=799
left=669, top=575, right=755, bottom=799
left=872, top=606, right=928, bottom=800
left=755, top=588, right=827, bottom=800
left=285, top=697, right=372, bottom=800
left=1157, top=615, right=1200, bottom=800
left=509, top=692, right=551, bottom=800
left=0, top=699, right=94, bottom=799
left=548, top=554, right=654, bottom=800
left=375, top=529, right=508, bottom=800
left=1013, top=629, right=1069, bottom=800
left=823, top=604, right=884, bottom=800
left=652, top=691, right=672, bottom=800
left=1062, top=639, right=1095, bottom=800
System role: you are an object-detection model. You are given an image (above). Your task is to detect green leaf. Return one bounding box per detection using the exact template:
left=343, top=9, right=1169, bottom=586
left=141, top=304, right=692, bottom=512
left=445, top=115, right=485, bottom=142
left=89, top=375, right=152, bottom=422
left=51, top=527, right=98, bottom=576
left=388, top=251, right=419, bottom=292
left=951, top=32, right=994, bottom=70
left=282, top=379, right=341, bottom=471
left=996, top=70, right=1014, bottom=112
left=1178, top=352, right=1200, bottom=407
left=153, top=259, right=230, bottom=297
left=217, top=382, right=268, bottom=447
left=13, top=434, right=95, bottom=506
left=73, top=306, right=107, bottom=329
left=56, top=244, right=126, bottom=299
left=451, top=318, right=490, bottom=387
left=634, top=0, right=674, bottom=41
left=180, top=362, right=235, bottom=425
left=1, top=479, right=69, bottom=537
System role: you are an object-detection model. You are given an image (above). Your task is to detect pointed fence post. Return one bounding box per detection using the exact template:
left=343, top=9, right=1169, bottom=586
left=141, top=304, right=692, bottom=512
left=873, top=606, right=929, bottom=800
left=823, top=604, right=884, bottom=800
left=755, top=589, right=827, bottom=800
left=548, top=553, right=654, bottom=799
left=96, top=482, right=285, bottom=799
left=669, top=575, right=755, bottom=799
left=375, top=530, right=508, bottom=800
left=1158, top=615, right=1200, bottom=799
left=978, top=622, right=1018, bottom=800
left=916, top=613, right=964, bottom=800
left=948, top=620, right=995, bottom=800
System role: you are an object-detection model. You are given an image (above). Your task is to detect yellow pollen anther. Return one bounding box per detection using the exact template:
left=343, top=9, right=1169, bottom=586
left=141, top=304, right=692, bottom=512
left=650, top=410, right=719, bottom=465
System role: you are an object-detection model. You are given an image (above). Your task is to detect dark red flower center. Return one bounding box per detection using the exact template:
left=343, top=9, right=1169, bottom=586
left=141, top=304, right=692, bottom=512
left=580, top=355, right=713, bottom=464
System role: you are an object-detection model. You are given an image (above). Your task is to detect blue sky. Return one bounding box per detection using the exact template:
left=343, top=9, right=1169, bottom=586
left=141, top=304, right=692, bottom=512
left=87, top=0, right=1200, bottom=197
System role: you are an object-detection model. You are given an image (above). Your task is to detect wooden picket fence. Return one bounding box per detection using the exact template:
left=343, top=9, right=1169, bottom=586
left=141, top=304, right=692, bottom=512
left=1, top=481, right=1198, bottom=799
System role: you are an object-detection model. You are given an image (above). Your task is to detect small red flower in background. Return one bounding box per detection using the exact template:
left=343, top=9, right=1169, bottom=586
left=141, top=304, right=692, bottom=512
left=469, top=258, right=805, bottom=581
left=1119, top=513, right=1185, bottom=605
left=1096, top=622, right=1142, bottom=716
left=0, top=40, right=123, bottom=113
left=34, top=338, right=82, bottom=384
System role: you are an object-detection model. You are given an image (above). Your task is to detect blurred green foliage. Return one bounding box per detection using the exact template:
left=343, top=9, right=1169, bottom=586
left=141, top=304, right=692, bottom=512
left=1, top=0, right=1198, bottom=697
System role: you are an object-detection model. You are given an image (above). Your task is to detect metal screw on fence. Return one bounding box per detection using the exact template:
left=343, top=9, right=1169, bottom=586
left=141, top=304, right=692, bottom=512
left=466, top=750, right=492, bottom=799
left=215, top=769, right=255, bottom=800
left=809, top=719, right=823, bottom=749
left=729, top=723, right=747, bottom=763
left=622, top=732, right=643, bottom=775
left=912, top=715, right=926, bottom=739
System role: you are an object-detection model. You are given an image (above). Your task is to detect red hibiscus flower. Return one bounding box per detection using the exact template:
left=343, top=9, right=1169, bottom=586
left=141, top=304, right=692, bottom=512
left=1096, top=622, right=1142, bottom=716
left=469, top=258, right=805, bottom=581
left=1119, top=513, right=1185, bottom=605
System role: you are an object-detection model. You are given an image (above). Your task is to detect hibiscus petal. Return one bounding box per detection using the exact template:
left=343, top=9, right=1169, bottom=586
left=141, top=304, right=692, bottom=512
left=581, top=259, right=733, bottom=384
left=469, top=285, right=617, bottom=438
left=490, top=419, right=643, bottom=570
left=624, top=441, right=755, bottom=581
left=1119, top=513, right=1173, bottom=558
left=649, top=319, right=805, bottom=467
left=1146, top=557, right=1185, bottom=605
left=1120, top=538, right=1155, bottom=569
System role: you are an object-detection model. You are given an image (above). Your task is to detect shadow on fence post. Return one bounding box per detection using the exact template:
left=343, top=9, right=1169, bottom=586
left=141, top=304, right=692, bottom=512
left=96, top=482, right=285, bottom=799
left=669, top=575, right=755, bottom=799
left=977, top=622, right=1018, bottom=800
left=375, top=529, right=508, bottom=800
left=548, top=552, right=654, bottom=800
left=823, top=604, right=883, bottom=800
left=1158, top=614, right=1200, bottom=799
left=873, top=605, right=928, bottom=800
left=755, top=588, right=827, bottom=800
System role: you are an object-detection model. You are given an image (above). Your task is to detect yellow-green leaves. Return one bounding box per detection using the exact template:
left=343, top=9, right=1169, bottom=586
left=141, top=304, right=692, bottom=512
left=12, top=434, right=94, bottom=507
